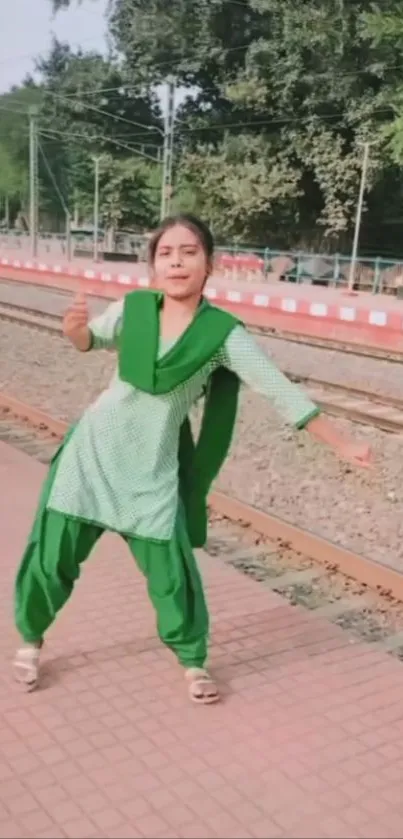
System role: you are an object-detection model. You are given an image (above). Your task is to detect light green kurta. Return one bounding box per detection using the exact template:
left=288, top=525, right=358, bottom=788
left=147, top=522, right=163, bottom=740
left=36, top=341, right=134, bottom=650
left=47, top=298, right=320, bottom=541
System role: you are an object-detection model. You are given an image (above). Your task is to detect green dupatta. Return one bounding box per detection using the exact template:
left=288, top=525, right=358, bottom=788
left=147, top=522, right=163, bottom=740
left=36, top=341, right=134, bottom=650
left=118, top=289, right=241, bottom=547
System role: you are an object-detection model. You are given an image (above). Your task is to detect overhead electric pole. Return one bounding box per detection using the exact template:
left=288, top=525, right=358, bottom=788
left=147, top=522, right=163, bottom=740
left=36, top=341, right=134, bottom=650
left=29, top=106, right=39, bottom=258
left=38, top=137, right=72, bottom=261
left=348, top=141, right=372, bottom=292
left=160, top=78, right=175, bottom=221
left=93, top=156, right=101, bottom=262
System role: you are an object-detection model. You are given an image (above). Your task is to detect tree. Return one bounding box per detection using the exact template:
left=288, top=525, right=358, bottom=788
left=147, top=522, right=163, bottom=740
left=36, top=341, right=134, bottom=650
left=0, top=36, right=163, bottom=232
left=35, top=39, right=162, bottom=224
left=176, top=135, right=301, bottom=243
left=0, top=82, right=42, bottom=225
left=40, top=0, right=403, bottom=251
left=105, top=0, right=394, bottom=245
left=94, top=154, right=159, bottom=231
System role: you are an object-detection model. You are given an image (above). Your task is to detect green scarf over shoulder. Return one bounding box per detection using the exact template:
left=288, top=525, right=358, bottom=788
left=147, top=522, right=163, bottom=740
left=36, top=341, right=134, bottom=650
left=118, top=289, right=241, bottom=547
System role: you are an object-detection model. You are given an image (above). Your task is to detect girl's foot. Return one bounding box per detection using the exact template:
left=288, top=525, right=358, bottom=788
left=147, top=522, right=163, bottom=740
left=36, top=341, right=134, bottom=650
left=185, top=668, right=220, bottom=705
left=13, top=641, right=42, bottom=691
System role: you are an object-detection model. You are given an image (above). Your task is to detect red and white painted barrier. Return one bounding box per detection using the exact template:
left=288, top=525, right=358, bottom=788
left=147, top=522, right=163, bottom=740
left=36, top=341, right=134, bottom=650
left=2, top=253, right=403, bottom=351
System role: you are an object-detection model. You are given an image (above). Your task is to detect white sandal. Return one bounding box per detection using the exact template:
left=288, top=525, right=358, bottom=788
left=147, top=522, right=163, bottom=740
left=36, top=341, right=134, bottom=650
left=185, top=668, right=220, bottom=705
left=13, top=643, right=42, bottom=691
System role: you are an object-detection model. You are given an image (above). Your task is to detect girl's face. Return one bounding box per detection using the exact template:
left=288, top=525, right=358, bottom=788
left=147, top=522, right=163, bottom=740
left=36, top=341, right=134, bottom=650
left=151, top=224, right=211, bottom=300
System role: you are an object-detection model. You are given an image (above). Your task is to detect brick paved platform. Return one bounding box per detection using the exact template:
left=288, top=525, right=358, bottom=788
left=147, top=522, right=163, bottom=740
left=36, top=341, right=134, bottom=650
left=1, top=441, right=403, bottom=839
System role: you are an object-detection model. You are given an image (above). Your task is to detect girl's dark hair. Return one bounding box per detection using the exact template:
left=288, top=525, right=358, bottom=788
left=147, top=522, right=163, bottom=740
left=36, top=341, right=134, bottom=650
left=148, top=213, right=214, bottom=264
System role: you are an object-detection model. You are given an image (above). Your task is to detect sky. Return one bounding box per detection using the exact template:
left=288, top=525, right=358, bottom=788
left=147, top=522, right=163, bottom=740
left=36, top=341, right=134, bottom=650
left=0, top=0, right=109, bottom=93
left=0, top=0, right=183, bottom=113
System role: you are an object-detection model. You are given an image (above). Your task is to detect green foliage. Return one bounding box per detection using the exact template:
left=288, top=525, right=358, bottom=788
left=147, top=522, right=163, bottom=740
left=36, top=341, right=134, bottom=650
left=95, top=155, right=159, bottom=229
left=0, top=37, right=162, bottom=231
left=0, top=84, right=42, bottom=219
left=0, top=143, right=25, bottom=199
left=105, top=0, right=398, bottom=247
left=176, top=135, right=301, bottom=243
left=24, top=0, right=403, bottom=250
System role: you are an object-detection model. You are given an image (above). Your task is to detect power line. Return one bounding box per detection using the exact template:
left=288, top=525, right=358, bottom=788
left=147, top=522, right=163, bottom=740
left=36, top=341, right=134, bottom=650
left=8, top=100, right=394, bottom=147
left=3, top=54, right=403, bottom=121
left=47, top=90, right=165, bottom=137
left=38, top=138, right=70, bottom=216
left=1, top=48, right=398, bottom=150
left=36, top=103, right=392, bottom=147
left=40, top=123, right=168, bottom=227
left=42, top=127, right=161, bottom=148
left=1, top=82, right=393, bottom=143
left=38, top=59, right=403, bottom=102
left=0, top=104, right=29, bottom=115
left=7, top=68, right=392, bottom=143
left=159, top=108, right=392, bottom=134
left=39, top=127, right=161, bottom=164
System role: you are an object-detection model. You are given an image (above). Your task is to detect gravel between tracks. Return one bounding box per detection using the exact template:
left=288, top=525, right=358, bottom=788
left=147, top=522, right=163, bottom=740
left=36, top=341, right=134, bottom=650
left=2, top=278, right=403, bottom=397
left=1, top=317, right=401, bottom=570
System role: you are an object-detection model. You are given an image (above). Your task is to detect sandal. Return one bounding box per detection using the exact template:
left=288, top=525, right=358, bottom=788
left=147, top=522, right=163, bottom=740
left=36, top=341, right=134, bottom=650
left=185, top=668, right=220, bottom=705
left=13, top=642, right=42, bottom=691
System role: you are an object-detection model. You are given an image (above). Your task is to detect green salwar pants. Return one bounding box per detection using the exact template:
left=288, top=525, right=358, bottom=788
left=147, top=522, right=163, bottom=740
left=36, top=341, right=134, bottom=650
left=14, top=445, right=209, bottom=669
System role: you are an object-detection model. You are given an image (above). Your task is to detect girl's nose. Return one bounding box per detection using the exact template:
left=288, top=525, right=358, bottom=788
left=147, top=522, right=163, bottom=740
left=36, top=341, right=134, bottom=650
left=170, top=250, right=182, bottom=267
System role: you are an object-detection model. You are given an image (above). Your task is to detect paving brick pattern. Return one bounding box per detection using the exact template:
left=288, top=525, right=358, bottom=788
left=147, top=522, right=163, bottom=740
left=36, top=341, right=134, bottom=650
left=1, top=441, right=403, bottom=838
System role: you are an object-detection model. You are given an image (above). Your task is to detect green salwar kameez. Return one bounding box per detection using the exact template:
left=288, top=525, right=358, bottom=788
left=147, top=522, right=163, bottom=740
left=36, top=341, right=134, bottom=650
left=14, top=291, right=319, bottom=669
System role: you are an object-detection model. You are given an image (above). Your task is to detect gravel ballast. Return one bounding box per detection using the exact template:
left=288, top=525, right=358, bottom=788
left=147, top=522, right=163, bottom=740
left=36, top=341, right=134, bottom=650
left=1, top=316, right=400, bottom=570
left=1, top=278, right=403, bottom=397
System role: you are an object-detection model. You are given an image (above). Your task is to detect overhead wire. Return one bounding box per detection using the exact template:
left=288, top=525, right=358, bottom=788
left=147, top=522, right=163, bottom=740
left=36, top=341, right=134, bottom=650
left=39, top=127, right=161, bottom=164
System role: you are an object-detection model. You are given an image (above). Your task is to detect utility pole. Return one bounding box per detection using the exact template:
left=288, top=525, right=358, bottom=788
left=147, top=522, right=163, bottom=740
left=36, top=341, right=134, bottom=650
left=37, top=137, right=72, bottom=262
left=29, top=106, right=39, bottom=258
left=93, top=156, right=101, bottom=262
left=348, top=141, right=371, bottom=292
left=66, top=212, right=72, bottom=262
left=160, top=78, right=175, bottom=221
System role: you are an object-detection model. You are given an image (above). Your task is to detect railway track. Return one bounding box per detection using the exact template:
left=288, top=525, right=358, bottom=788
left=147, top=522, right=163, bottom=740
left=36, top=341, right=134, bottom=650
left=1, top=390, right=403, bottom=663
left=3, top=299, right=403, bottom=434
left=0, top=300, right=62, bottom=333
left=254, top=324, right=403, bottom=364
left=3, top=276, right=403, bottom=363
left=290, top=374, right=403, bottom=434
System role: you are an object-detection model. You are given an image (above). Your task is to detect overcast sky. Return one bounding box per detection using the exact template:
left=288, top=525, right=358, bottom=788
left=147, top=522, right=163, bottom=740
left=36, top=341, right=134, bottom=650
left=0, top=0, right=108, bottom=93
left=0, top=0, right=190, bottom=121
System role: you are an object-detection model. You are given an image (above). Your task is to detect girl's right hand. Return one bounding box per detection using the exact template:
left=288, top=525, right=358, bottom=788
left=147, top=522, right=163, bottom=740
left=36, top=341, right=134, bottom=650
left=63, top=293, right=92, bottom=351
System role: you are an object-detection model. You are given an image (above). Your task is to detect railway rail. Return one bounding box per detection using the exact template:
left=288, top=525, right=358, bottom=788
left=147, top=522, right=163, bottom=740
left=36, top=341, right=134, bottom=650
left=254, top=325, right=403, bottom=364
left=1, top=391, right=403, bottom=664
left=3, top=275, right=403, bottom=364
left=289, top=374, right=403, bottom=434
left=3, top=298, right=403, bottom=434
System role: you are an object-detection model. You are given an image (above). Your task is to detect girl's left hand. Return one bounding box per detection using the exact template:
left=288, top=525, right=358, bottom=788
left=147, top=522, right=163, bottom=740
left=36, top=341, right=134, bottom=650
left=335, top=440, right=373, bottom=468
left=306, top=415, right=373, bottom=468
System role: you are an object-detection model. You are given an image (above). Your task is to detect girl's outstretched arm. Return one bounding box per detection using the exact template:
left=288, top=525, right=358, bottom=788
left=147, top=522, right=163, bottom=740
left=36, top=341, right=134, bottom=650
left=222, top=325, right=371, bottom=467
left=304, top=413, right=371, bottom=467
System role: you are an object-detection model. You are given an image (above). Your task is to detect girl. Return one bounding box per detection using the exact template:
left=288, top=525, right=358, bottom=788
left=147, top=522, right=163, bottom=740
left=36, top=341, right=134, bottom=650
left=13, top=213, right=371, bottom=704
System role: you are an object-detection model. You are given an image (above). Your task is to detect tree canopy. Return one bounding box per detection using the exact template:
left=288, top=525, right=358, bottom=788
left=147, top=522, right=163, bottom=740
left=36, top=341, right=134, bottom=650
left=3, top=0, right=403, bottom=252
